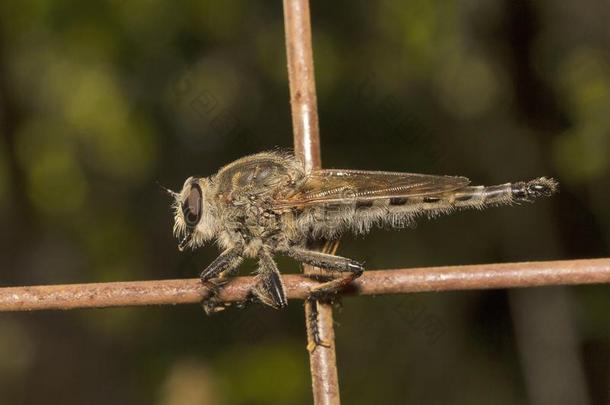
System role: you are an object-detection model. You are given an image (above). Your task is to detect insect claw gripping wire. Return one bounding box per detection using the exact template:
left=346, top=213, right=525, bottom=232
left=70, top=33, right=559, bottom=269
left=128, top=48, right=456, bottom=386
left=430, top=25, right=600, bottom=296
left=306, top=297, right=332, bottom=352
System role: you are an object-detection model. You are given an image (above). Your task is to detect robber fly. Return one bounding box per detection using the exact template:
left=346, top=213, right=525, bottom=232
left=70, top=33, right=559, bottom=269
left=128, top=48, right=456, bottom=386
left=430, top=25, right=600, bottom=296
left=168, top=150, right=557, bottom=315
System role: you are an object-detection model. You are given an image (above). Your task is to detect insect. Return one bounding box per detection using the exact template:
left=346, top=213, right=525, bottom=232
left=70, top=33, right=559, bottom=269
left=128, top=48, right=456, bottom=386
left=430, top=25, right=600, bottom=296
left=168, top=150, right=557, bottom=316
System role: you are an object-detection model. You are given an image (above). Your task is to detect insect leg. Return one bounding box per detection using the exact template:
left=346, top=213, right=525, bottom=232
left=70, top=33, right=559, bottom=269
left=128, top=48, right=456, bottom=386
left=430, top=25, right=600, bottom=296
left=200, top=245, right=244, bottom=281
left=283, top=246, right=362, bottom=350
left=200, top=246, right=244, bottom=314
left=305, top=296, right=330, bottom=351
left=251, top=251, right=288, bottom=309
left=283, top=247, right=364, bottom=303
left=282, top=247, right=364, bottom=276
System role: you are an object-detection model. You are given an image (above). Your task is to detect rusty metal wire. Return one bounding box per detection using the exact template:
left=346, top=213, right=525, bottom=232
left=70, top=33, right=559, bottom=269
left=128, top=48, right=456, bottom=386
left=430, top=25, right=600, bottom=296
left=282, top=0, right=341, bottom=403
left=2, top=258, right=609, bottom=311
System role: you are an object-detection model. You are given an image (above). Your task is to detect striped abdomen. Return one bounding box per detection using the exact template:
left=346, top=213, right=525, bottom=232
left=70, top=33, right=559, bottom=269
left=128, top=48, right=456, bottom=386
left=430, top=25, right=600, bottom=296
left=296, top=177, right=558, bottom=239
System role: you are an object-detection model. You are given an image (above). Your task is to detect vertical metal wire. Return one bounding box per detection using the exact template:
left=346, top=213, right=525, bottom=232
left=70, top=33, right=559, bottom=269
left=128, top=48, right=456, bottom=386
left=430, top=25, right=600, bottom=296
left=282, top=0, right=341, bottom=403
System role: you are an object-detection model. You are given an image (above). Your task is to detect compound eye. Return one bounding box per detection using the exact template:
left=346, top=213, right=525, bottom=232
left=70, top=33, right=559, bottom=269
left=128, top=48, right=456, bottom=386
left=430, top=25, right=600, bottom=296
left=182, top=185, right=202, bottom=227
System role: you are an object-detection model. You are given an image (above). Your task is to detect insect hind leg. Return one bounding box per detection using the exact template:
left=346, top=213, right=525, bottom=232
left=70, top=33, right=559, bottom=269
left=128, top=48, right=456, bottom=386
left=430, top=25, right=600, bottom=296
left=282, top=245, right=363, bottom=351
left=281, top=246, right=364, bottom=300
left=283, top=247, right=364, bottom=278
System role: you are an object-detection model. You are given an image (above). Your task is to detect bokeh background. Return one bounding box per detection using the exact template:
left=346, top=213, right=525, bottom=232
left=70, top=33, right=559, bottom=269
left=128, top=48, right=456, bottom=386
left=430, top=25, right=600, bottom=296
left=1, top=1, right=609, bottom=404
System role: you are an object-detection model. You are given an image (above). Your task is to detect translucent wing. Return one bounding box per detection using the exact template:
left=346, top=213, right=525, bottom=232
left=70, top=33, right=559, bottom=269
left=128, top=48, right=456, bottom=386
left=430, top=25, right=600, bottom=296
left=273, top=169, right=470, bottom=208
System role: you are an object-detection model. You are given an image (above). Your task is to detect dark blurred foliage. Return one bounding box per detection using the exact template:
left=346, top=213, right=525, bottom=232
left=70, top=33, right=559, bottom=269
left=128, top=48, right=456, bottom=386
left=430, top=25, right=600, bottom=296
left=0, top=1, right=609, bottom=404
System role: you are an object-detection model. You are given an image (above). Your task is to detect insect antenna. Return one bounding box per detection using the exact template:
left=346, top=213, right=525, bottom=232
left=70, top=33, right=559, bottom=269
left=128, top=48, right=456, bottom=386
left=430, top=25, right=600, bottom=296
left=156, top=180, right=179, bottom=198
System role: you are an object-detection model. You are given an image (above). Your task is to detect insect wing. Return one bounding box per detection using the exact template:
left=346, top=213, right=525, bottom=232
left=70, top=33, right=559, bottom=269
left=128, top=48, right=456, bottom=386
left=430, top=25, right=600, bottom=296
left=273, top=169, right=470, bottom=208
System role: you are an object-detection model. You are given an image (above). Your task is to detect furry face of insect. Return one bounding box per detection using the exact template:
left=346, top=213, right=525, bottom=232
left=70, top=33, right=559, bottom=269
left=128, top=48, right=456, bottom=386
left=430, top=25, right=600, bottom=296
left=171, top=177, right=218, bottom=251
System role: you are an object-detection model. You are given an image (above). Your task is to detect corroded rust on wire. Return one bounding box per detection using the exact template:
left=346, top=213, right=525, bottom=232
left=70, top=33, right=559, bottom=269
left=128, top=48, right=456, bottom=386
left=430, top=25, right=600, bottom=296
left=2, top=258, right=609, bottom=311
left=284, top=0, right=338, bottom=403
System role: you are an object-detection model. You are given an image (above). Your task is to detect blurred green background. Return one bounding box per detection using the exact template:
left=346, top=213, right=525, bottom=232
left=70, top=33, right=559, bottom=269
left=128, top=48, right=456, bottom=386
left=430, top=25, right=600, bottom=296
left=1, top=1, right=609, bottom=404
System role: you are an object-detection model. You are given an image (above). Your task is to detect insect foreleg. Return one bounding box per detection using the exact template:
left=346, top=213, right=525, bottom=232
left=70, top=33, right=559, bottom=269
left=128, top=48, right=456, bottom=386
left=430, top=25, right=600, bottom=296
left=200, top=246, right=244, bottom=314
left=200, top=245, right=244, bottom=282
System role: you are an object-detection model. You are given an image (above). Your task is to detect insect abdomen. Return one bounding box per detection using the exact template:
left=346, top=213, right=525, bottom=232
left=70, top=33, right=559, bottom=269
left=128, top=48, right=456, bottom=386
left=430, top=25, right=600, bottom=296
left=296, top=177, right=557, bottom=239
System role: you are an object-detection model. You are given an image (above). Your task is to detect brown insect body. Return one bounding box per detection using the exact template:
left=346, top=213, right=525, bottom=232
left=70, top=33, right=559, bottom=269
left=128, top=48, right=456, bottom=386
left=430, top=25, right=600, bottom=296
left=170, top=151, right=558, bottom=312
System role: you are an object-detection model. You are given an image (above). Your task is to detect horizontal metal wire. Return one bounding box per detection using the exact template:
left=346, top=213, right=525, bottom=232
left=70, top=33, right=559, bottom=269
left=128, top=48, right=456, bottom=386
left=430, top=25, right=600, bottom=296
left=1, top=258, right=608, bottom=312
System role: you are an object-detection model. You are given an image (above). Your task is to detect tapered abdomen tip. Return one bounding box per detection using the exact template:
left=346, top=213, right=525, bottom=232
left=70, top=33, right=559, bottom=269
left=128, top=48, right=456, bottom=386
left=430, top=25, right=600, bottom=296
left=527, top=177, right=559, bottom=198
